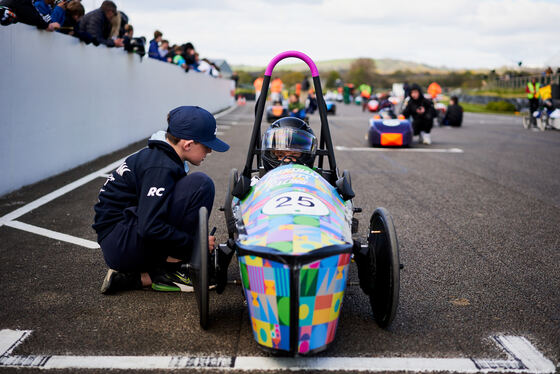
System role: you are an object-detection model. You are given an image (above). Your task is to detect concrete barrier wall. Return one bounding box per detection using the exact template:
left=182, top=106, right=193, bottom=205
left=0, top=24, right=234, bottom=196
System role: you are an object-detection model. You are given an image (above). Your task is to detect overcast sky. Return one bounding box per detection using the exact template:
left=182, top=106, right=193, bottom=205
left=82, top=0, right=560, bottom=70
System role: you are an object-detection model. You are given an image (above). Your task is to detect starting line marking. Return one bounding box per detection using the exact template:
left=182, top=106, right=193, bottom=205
left=336, top=146, right=464, bottom=153
left=0, top=330, right=555, bottom=372
left=3, top=220, right=99, bottom=249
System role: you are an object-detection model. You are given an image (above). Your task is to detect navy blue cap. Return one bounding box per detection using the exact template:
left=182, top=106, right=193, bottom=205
left=167, top=106, right=229, bottom=152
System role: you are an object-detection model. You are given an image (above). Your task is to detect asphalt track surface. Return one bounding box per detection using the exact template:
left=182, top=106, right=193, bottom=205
left=0, top=102, right=559, bottom=373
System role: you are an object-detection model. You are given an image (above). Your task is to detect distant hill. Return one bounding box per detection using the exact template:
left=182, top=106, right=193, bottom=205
left=232, top=58, right=453, bottom=75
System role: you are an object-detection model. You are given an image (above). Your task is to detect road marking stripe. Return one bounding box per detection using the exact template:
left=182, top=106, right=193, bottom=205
left=214, top=105, right=238, bottom=119
left=217, top=125, right=231, bottom=130
left=3, top=221, right=99, bottom=249
left=336, top=146, right=464, bottom=153
left=0, top=157, right=127, bottom=227
left=0, top=105, right=238, bottom=243
left=0, top=330, right=555, bottom=373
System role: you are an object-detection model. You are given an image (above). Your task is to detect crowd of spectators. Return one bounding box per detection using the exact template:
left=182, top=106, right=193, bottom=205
left=0, top=0, right=221, bottom=77
left=147, top=31, right=221, bottom=76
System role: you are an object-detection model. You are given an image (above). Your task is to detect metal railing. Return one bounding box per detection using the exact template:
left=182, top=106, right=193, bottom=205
left=488, top=73, right=560, bottom=90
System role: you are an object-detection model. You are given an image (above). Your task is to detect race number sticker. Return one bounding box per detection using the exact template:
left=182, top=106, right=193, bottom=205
left=262, top=191, right=329, bottom=216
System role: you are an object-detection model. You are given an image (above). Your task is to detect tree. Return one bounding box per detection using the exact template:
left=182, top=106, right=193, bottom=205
left=278, top=71, right=305, bottom=89
left=235, top=70, right=256, bottom=86
left=346, top=58, right=377, bottom=86
left=325, top=70, right=341, bottom=88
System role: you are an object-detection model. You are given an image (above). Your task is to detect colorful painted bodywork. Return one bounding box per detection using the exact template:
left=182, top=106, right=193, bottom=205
left=368, top=118, right=413, bottom=147
left=234, top=164, right=352, bottom=254
left=239, top=252, right=351, bottom=354
left=233, top=164, right=353, bottom=354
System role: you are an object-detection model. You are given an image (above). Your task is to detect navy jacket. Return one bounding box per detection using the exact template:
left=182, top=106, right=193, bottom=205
left=444, top=104, right=463, bottom=127
left=78, top=8, right=114, bottom=46
left=93, top=139, right=191, bottom=249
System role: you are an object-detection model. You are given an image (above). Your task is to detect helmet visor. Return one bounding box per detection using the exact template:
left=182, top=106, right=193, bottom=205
left=262, top=127, right=317, bottom=154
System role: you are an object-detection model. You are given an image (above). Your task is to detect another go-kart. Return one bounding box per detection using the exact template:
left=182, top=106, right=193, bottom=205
left=189, top=51, right=402, bottom=356
left=325, top=99, right=336, bottom=115
left=266, top=101, right=289, bottom=123
left=367, top=108, right=413, bottom=147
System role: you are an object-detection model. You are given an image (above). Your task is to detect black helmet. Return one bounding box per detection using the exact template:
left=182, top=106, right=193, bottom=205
left=261, top=117, right=317, bottom=171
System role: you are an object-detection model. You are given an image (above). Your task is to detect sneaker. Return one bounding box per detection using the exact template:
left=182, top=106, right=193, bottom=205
left=419, top=131, right=425, bottom=144
left=151, top=268, right=194, bottom=292
left=100, top=269, right=142, bottom=294
left=423, top=133, right=432, bottom=145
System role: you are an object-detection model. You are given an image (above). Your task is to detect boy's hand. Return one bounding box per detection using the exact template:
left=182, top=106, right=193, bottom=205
left=208, top=235, right=215, bottom=252
left=208, top=227, right=217, bottom=253
left=47, top=22, right=61, bottom=31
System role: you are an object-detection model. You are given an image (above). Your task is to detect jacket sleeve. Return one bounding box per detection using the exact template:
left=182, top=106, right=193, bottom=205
left=50, top=4, right=65, bottom=24
left=136, top=167, right=191, bottom=248
left=31, top=1, right=52, bottom=26
left=402, top=99, right=412, bottom=117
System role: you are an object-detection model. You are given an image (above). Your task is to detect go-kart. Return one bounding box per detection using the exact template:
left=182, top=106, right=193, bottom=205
left=325, top=99, right=336, bottom=115
left=266, top=101, right=289, bottom=123
left=367, top=108, right=413, bottom=147
left=189, top=51, right=402, bottom=356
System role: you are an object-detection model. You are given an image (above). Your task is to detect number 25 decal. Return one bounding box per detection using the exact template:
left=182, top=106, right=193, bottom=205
left=262, top=192, right=329, bottom=216
left=275, top=195, right=315, bottom=208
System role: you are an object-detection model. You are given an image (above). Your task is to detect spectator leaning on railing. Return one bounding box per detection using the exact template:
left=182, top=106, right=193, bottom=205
left=58, top=0, right=84, bottom=36
left=149, top=30, right=167, bottom=61
left=159, top=39, right=170, bottom=61
left=78, top=0, right=123, bottom=47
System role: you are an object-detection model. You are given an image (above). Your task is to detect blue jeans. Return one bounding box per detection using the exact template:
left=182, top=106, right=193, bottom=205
left=100, top=172, right=214, bottom=272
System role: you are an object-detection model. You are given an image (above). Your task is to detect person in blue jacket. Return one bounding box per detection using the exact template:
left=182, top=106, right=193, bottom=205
left=148, top=29, right=166, bottom=61
left=93, top=106, right=230, bottom=294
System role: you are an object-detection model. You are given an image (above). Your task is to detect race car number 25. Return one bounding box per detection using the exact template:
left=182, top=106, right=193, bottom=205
left=262, top=191, right=329, bottom=216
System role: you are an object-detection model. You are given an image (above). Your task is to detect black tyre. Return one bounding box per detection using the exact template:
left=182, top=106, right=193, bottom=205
left=191, top=206, right=209, bottom=329
left=224, top=168, right=238, bottom=239
left=368, top=207, right=400, bottom=328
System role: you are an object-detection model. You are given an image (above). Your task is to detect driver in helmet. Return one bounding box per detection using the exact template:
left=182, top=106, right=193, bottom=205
left=261, top=117, right=317, bottom=172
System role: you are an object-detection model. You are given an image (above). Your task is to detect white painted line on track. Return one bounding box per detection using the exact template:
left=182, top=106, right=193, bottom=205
left=0, top=330, right=555, bottom=373
left=336, top=146, right=464, bottom=153
left=0, top=105, right=240, bottom=246
left=4, top=221, right=99, bottom=249
left=214, top=105, right=238, bottom=119
left=217, top=125, right=232, bottom=130
left=0, top=157, right=127, bottom=227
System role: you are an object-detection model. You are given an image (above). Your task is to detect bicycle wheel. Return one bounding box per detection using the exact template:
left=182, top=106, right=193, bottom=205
left=522, top=115, right=531, bottom=129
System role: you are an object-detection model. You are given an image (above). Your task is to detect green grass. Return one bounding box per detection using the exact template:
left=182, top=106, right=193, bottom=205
left=466, top=89, right=526, bottom=98
left=441, top=100, right=518, bottom=116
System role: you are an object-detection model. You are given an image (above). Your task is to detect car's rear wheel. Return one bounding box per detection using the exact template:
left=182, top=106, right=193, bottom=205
left=224, top=168, right=238, bottom=239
